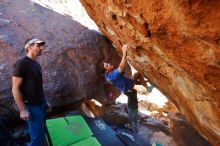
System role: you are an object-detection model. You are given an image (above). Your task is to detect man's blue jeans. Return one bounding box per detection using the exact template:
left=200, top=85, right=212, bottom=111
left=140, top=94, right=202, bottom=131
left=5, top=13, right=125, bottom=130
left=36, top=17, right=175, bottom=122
left=128, top=107, right=138, bottom=130
left=26, top=103, right=46, bottom=146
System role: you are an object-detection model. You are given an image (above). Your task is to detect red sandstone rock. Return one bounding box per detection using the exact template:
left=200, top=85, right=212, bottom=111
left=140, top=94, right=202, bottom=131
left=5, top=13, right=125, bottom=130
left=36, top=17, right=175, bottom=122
left=80, top=0, right=220, bottom=145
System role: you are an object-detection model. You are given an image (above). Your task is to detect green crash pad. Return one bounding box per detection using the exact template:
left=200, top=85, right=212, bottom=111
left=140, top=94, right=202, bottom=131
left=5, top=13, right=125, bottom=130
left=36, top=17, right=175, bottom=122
left=70, top=137, right=101, bottom=146
left=46, top=115, right=100, bottom=146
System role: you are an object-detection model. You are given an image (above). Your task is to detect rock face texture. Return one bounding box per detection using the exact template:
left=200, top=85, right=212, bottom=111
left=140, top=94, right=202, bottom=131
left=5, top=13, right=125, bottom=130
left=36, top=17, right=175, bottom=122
left=80, top=0, right=220, bottom=145
left=0, top=0, right=121, bottom=122
left=169, top=113, right=211, bottom=146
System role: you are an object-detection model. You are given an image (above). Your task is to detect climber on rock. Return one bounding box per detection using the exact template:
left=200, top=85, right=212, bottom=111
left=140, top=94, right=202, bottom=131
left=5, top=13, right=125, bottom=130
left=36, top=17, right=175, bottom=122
left=103, top=44, right=154, bottom=132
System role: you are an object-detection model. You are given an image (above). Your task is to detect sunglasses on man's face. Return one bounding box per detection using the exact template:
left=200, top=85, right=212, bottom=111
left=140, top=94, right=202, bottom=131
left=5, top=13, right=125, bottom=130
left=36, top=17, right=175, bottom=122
left=35, top=43, right=46, bottom=48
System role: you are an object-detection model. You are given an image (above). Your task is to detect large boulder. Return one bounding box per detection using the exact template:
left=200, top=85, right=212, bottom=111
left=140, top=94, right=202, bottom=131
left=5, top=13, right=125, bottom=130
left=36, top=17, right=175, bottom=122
left=0, top=0, right=121, bottom=122
left=80, top=0, right=220, bottom=145
left=169, top=113, right=211, bottom=146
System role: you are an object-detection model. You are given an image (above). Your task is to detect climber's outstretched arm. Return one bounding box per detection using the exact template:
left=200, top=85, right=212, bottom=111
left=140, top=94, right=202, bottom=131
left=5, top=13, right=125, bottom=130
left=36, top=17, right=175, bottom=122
left=118, top=45, right=128, bottom=73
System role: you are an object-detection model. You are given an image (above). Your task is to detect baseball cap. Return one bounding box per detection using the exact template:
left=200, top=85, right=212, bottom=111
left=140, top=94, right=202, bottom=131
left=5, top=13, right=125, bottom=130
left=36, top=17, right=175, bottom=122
left=24, top=38, right=45, bottom=50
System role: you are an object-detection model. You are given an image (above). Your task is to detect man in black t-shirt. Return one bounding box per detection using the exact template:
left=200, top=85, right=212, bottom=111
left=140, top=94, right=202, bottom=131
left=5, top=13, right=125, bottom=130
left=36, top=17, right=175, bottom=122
left=12, top=38, right=50, bottom=146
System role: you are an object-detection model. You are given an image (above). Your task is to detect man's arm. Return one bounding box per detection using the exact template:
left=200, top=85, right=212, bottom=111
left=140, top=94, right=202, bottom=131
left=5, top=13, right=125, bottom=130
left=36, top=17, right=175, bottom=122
left=117, top=45, right=128, bottom=73
left=12, top=76, right=30, bottom=121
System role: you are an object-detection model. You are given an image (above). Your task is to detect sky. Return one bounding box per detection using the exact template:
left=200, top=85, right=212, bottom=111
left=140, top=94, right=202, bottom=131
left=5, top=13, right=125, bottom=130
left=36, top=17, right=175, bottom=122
left=31, top=0, right=99, bottom=30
